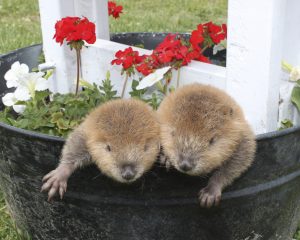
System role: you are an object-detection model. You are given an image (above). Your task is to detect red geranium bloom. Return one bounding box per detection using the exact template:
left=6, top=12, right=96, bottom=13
left=111, top=47, right=142, bottom=70
left=108, top=1, right=123, bottom=19
left=153, top=34, right=182, bottom=64
left=53, top=16, right=96, bottom=46
left=204, top=22, right=226, bottom=44
left=136, top=54, right=159, bottom=76
left=190, top=24, right=204, bottom=50
left=196, top=54, right=211, bottom=64
left=222, top=24, right=227, bottom=38
left=136, top=63, right=153, bottom=76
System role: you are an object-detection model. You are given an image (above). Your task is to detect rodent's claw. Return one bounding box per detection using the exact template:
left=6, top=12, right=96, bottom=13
left=41, top=167, right=69, bottom=202
left=159, top=154, right=171, bottom=170
left=198, top=185, right=221, bottom=208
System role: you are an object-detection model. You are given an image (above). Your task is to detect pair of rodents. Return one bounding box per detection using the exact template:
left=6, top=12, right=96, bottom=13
left=41, top=83, right=256, bottom=208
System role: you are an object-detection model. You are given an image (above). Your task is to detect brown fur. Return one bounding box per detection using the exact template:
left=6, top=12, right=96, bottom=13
left=42, top=99, right=160, bottom=201
left=82, top=99, right=161, bottom=183
left=158, top=83, right=256, bottom=207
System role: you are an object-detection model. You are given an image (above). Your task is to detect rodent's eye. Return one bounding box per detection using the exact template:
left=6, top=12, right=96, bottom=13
left=171, top=131, right=175, bottom=137
left=106, top=145, right=111, bottom=152
left=209, top=137, right=216, bottom=145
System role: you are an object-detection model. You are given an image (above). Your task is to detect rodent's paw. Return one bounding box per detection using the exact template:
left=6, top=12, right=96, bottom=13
left=198, top=185, right=222, bottom=208
left=159, top=154, right=171, bottom=170
left=41, top=169, right=68, bottom=202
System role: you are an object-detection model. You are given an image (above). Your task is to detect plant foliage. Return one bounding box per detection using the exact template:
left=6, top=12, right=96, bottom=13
left=0, top=74, right=118, bottom=138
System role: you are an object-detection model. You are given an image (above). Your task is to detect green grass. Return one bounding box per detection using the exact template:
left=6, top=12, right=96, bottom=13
left=0, top=192, right=29, bottom=240
left=0, top=0, right=41, bottom=54
left=0, top=0, right=299, bottom=239
left=0, top=0, right=227, bottom=54
left=109, top=0, right=227, bottom=32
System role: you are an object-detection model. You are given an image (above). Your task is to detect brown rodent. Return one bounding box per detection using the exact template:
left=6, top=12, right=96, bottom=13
left=158, top=83, right=256, bottom=208
left=42, top=99, right=161, bottom=201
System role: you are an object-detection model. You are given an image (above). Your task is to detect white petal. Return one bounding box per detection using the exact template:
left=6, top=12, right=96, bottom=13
left=13, top=105, right=26, bottom=114
left=5, top=78, right=19, bottom=88
left=137, top=66, right=171, bottom=90
left=20, top=63, right=29, bottom=74
left=11, top=61, right=29, bottom=74
left=289, top=67, right=300, bottom=82
left=2, top=93, right=17, bottom=106
left=10, top=61, right=21, bottom=71
left=14, top=87, right=31, bottom=101
left=35, top=77, right=49, bottom=91
left=4, top=61, right=29, bottom=88
left=213, top=43, right=226, bottom=55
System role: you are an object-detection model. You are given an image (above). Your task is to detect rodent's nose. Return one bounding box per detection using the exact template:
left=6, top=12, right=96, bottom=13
left=178, top=159, right=193, bottom=172
left=121, top=165, right=136, bottom=181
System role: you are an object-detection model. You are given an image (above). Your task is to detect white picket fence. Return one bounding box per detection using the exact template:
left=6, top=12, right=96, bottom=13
left=38, top=0, right=300, bottom=134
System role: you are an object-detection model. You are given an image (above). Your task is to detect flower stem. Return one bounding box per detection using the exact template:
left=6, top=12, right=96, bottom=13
left=75, top=49, right=81, bottom=95
left=176, top=68, right=181, bottom=89
left=121, top=74, right=129, bottom=98
left=201, top=45, right=209, bottom=54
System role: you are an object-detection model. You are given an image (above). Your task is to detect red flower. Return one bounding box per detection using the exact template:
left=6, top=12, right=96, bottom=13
left=136, top=63, right=153, bottom=76
left=53, top=16, right=96, bottom=47
left=153, top=34, right=183, bottom=64
left=111, top=47, right=142, bottom=70
left=222, top=24, right=227, bottom=38
left=190, top=24, right=204, bottom=50
left=204, top=22, right=226, bottom=44
left=196, top=54, right=211, bottom=64
left=136, top=55, right=159, bottom=76
left=108, top=1, right=123, bottom=19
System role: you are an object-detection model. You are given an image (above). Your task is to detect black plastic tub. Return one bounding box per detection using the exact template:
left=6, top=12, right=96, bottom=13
left=0, top=35, right=299, bottom=240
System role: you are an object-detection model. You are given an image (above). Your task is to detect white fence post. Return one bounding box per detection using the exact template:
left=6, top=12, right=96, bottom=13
left=39, top=0, right=76, bottom=93
left=38, top=0, right=109, bottom=93
left=226, top=0, right=287, bottom=133
left=74, top=0, right=109, bottom=40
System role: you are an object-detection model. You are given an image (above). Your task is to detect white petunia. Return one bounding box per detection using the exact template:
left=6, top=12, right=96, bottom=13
left=137, top=66, right=171, bottom=90
left=4, top=61, right=29, bottom=88
left=213, top=39, right=227, bottom=55
left=289, top=66, right=300, bottom=82
left=2, top=92, right=25, bottom=113
left=2, top=93, right=17, bottom=107
left=12, top=105, right=26, bottom=114
left=16, top=72, right=49, bottom=100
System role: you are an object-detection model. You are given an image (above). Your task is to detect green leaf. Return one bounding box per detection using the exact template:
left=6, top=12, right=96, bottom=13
left=80, top=79, right=94, bottom=89
left=51, top=112, right=63, bottom=123
left=35, top=90, right=50, bottom=102
left=44, top=70, right=54, bottom=80
left=291, top=86, right=300, bottom=112
left=56, top=119, right=69, bottom=130
left=281, top=60, right=293, bottom=72
left=169, top=86, right=175, bottom=93
left=129, top=79, right=147, bottom=99
left=279, top=119, right=293, bottom=130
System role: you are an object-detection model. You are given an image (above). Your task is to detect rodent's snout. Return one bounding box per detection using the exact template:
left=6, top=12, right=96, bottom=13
left=120, top=164, right=137, bottom=181
left=178, top=154, right=195, bottom=172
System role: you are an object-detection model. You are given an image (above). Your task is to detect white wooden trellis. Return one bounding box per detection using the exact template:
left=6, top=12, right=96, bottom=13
left=38, top=0, right=300, bottom=134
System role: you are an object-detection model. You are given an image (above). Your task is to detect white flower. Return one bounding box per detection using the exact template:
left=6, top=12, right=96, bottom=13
left=2, top=92, right=25, bottom=113
left=16, top=72, right=49, bottom=100
left=289, top=67, right=300, bottom=82
left=213, top=39, right=227, bottom=55
left=137, top=66, right=171, bottom=90
left=4, top=61, right=29, bottom=88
